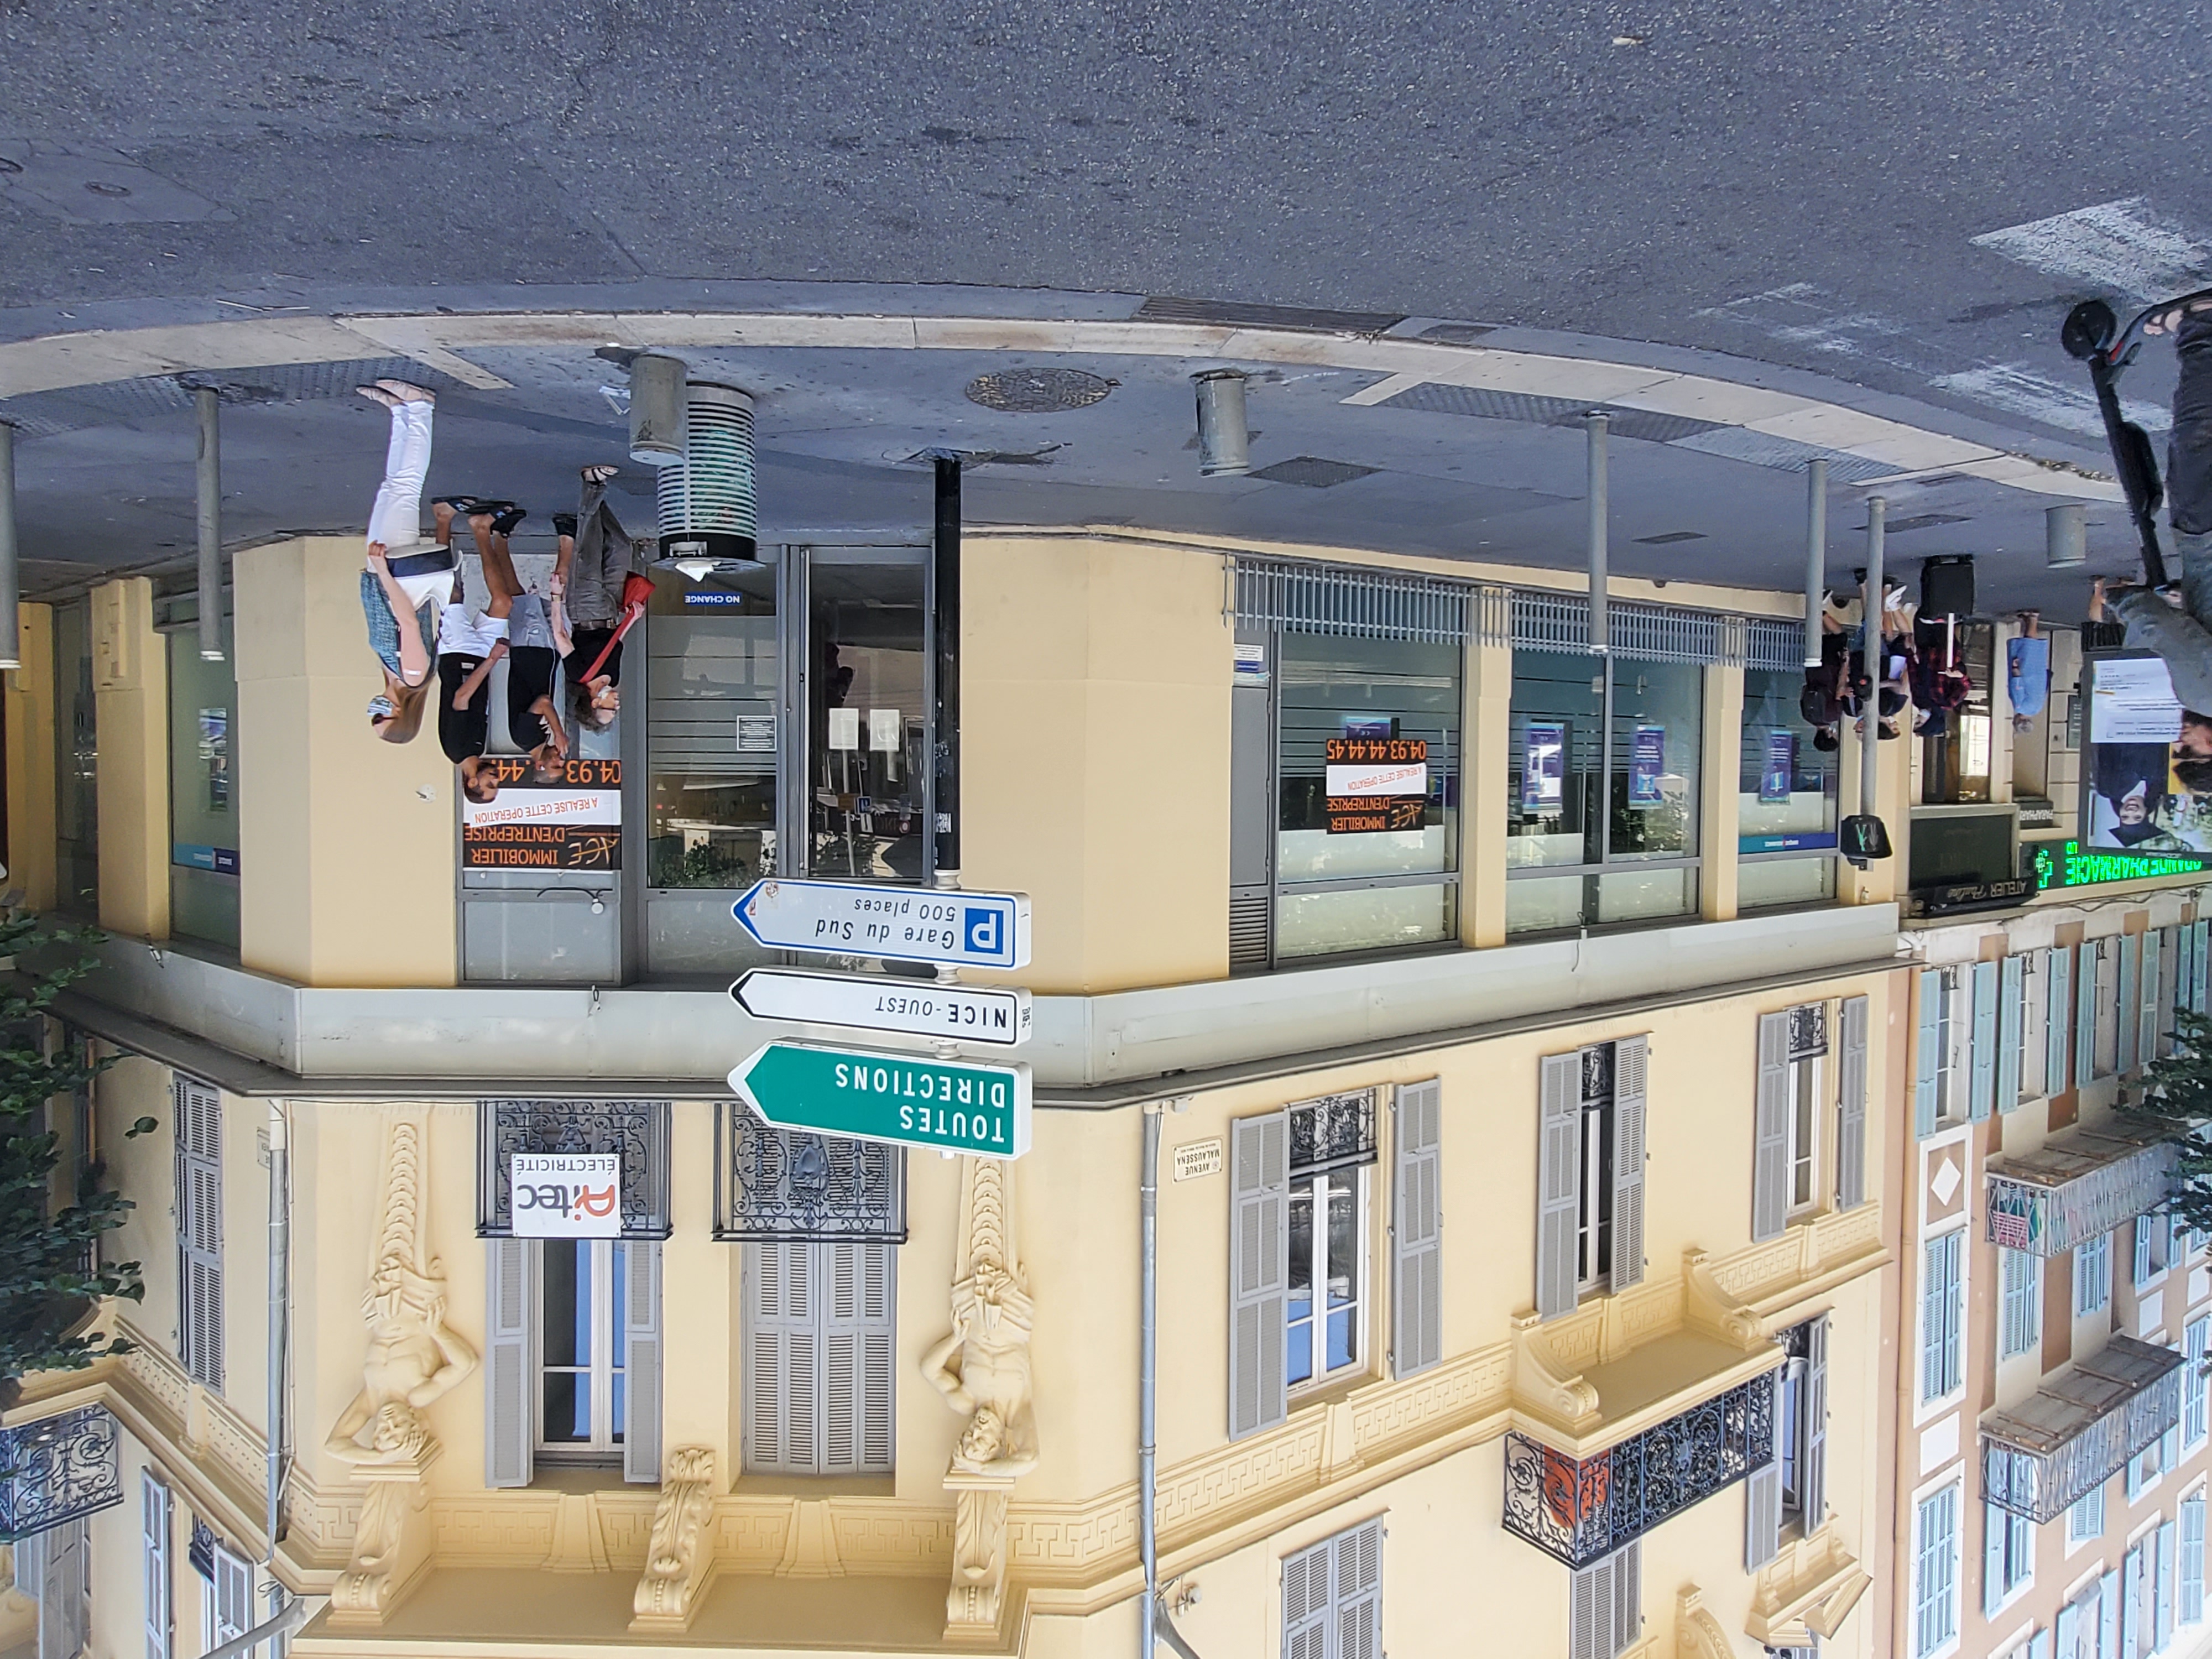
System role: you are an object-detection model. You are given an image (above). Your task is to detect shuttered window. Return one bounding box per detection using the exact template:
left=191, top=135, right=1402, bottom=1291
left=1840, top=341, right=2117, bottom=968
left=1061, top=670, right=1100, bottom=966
left=2078, top=938, right=2102, bottom=1091
left=2123, top=1543, right=2145, bottom=1657
left=2068, top=1483, right=2105, bottom=1544
left=173, top=1075, right=223, bottom=1392
left=1837, top=994, right=1870, bottom=1209
left=24, top=1519, right=91, bottom=1659
left=743, top=1242, right=895, bottom=1474
left=485, top=1237, right=534, bottom=1488
left=2158, top=1517, right=2178, bottom=1651
left=2157, top=926, right=2181, bottom=1060
left=1971, top=960, right=2000, bottom=1120
left=142, top=1473, right=171, bottom=1659
left=1914, top=968, right=1945, bottom=1138
left=1752, top=1011, right=1792, bottom=1243
left=1536, top=1038, right=1647, bottom=1317
left=1999, top=954, right=2026, bottom=1112
left=2075, top=1232, right=2111, bottom=1316
left=2188, top=1318, right=2210, bottom=1449
left=1753, top=1313, right=1829, bottom=1569
left=2182, top=1491, right=2205, bottom=1627
left=2141, top=931, right=2165, bottom=1073
left=1921, top=1230, right=1965, bottom=1404
left=1609, top=1038, right=1647, bottom=1292
left=2194, top=919, right=2210, bottom=1014
left=2094, top=939, right=2121, bottom=1081
left=2048, top=943, right=2074, bottom=1098
left=1568, top=1541, right=1641, bottom=1659
left=2119, top=933, right=2143, bottom=1077
left=1390, top=1081, right=1442, bottom=1380
left=1914, top=1484, right=1960, bottom=1658
left=1536, top=1055, right=1581, bottom=1321
left=1985, top=1497, right=2034, bottom=1614
left=204, top=1537, right=252, bottom=1652
left=1229, top=1111, right=1291, bottom=1440
left=1999, top=1248, right=2041, bottom=1360
left=1279, top=1516, right=1383, bottom=1659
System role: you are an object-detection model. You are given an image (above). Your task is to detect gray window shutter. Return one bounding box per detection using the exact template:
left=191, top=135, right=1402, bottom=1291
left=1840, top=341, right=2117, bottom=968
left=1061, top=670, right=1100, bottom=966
left=1998, top=954, right=2026, bottom=1112
left=173, top=1076, right=223, bottom=1392
left=1751, top=1014, right=1791, bottom=1243
left=484, top=1237, right=534, bottom=1488
left=1570, top=1552, right=1611, bottom=1659
left=2159, top=1517, right=2178, bottom=1650
left=623, top=1240, right=662, bottom=1484
left=142, top=1470, right=171, bottom=1659
left=2048, top=942, right=2074, bottom=1095
left=2141, top=931, right=2165, bottom=1072
left=1282, top=1537, right=1329, bottom=1659
left=1230, top=1111, right=1289, bottom=1441
left=1611, top=1541, right=1641, bottom=1655
left=823, top=1241, right=896, bottom=1474
left=1610, top=1036, right=1648, bottom=1291
left=2158, top=926, right=2180, bottom=1058
left=36, top=1519, right=90, bottom=1659
left=2077, top=941, right=2100, bottom=1091
left=211, top=1540, right=252, bottom=1643
left=744, top=1241, right=816, bottom=1472
left=2118, top=933, right=2142, bottom=1077
left=1537, top=1053, right=1583, bottom=1320
left=1984, top=1499, right=2007, bottom=1618
left=2180, top=923, right=2199, bottom=1020
left=1334, top=1517, right=1383, bottom=1659
left=1915, top=968, right=1943, bottom=1137
left=1744, top=1428, right=1782, bottom=1569
left=2194, top=919, right=2210, bottom=1014
left=1970, top=961, right=1999, bottom=1120
left=1391, top=1079, right=1443, bottom=1379
left=1837, top=995, right=1869, bottom=1211
left=1803, top=1313, right=1829, bottom=1530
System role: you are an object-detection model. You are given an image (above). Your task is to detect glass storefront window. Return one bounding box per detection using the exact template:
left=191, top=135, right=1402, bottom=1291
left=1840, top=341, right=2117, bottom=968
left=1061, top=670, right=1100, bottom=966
left=807, top=556, right=927, bottom=883
left=52, top=601, right=97, bottom=913
left=167, top=632, right=239, bottom=949
left=646, top=565, right=778, bottom=892
left=1738, top=666, right=1838, bottom=909
left=1273, top=632, right=1459, bottom=959
left=1505, top=652, right=1701, bottom=933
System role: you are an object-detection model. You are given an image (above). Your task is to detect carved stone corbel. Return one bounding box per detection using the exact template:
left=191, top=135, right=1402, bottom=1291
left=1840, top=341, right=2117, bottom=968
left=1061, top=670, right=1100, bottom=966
left=325, top=1444, right=440, bottom=1627
left=1683, top=1249, right=1767, bottom=1349
left=630, top=1447, right=718, bottom=1631
left=1508, top=1311, right=1602, bottom=1428
left=1675, top=1584, right=1737, bottom=1659
left=922, top=1157, right=1036, bottom=1641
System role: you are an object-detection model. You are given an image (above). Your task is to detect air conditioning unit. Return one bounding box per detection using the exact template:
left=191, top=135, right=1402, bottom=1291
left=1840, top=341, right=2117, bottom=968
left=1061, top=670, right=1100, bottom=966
left=656, top=383, right=759, bottom=575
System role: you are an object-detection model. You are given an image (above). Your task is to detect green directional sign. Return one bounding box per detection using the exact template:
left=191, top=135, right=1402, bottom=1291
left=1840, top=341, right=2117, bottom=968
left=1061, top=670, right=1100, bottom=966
left=729, top=1041, right=1032, bottom=1160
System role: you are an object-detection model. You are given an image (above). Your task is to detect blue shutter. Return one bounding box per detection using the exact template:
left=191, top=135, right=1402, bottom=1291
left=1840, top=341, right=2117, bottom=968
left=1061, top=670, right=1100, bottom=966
left=2077, top=941, right=2100, bottom=1091
left=2048, top=943, right=2074, bottom=1097
left=1970, top=961, right=1999, bottom=1120
left=2182, top=1492, right=2205, bottom=1627
left=1998, top=954, right=2025, bottom=1112
left=2119, top=933, right=2142, bottom=1077
left=1916, top=969, right=1944, bottom=1138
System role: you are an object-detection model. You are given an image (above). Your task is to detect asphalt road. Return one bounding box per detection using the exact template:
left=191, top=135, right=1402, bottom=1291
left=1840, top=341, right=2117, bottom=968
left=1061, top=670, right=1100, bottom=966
left=3, top=0, right=2208, bottom=440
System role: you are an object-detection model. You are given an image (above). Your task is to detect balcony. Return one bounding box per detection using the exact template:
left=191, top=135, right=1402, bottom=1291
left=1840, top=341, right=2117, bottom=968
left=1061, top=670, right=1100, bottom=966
left=0, top=1405, right=123, bottom=1541
left=1981, top=1336, right=2184, bottom=1522
left=1501, top=1373, right=1775, bottom=1567
left=1984, top=1127, right=2175, bottom=1259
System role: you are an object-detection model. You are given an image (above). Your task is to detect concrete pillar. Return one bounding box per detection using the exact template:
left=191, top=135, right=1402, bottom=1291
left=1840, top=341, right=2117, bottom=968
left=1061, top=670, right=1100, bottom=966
left=1840, top=714, right=1913, bottom=907
left=4, top=604, right=56, bottom=911
left=235, top=536, right=456, bottom=987
left=1699, top=660, right=1744, bottom=923
left=90, top=577, right=168, bottom=940
left=1460, top=594, right=1511, bottom=949
left=662, top=1103, right=733, bottom=1479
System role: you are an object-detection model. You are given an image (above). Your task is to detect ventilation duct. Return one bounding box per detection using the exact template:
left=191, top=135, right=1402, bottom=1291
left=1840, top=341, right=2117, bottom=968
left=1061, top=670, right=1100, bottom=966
left=656, top=383, right=759, bottom=572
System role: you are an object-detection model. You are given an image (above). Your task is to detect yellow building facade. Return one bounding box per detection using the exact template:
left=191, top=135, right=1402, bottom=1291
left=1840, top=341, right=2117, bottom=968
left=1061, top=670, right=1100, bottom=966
left=0, top=522, right=2200, bottom=1659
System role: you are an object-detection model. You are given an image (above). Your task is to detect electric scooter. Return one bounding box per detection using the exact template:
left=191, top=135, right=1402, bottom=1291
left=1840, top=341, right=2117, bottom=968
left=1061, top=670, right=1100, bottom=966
left=2060, top=288, right=2212, bottom=587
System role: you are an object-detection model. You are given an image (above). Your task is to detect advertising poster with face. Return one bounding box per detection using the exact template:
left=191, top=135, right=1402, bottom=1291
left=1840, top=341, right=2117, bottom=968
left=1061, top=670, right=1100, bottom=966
left=2081, top=655, right=2212, bottom=854
left=460, top=757, right=623, bottom=868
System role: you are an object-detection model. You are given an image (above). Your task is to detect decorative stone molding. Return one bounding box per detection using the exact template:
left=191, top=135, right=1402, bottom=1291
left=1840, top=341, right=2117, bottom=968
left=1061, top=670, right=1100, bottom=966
left=630, top=1449, right=717, bottom=1631
left=322, top=1114, right=477, bottom=1628
left=923, top=1157, right=1036, bottom=1641
left=1746, top=1524, right=1871, bottom=1645
left=1683, top=1251, right=1767, bottom=1349
left=1676, top=1584, right=1735, bottom=1659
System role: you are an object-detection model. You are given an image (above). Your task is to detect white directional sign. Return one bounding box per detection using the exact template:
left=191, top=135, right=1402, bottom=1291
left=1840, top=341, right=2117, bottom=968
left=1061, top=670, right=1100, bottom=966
left=732, top=878, right=1031, bottom=970
left=732, top=968, right=1031, bottom=1047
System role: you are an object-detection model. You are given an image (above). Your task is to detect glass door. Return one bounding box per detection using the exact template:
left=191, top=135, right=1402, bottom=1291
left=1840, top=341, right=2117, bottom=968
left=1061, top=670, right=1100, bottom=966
left=805, top=548, right=930, bottom=884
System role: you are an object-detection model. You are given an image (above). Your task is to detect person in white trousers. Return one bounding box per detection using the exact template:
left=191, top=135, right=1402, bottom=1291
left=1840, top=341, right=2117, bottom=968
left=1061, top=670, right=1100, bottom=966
left=357, top=380, right=456, bottom=744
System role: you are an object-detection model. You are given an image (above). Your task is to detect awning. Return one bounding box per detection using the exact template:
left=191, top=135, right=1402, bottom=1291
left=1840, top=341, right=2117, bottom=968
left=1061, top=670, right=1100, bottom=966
left=1982, top=1336, right=2184, bottom=1522
left=1984, top=1127, right=2175, bottom=1259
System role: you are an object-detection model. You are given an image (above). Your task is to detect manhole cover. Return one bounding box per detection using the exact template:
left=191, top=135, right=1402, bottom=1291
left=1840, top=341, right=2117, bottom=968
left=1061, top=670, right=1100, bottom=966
left=964, top=368, right=1113, bottom=414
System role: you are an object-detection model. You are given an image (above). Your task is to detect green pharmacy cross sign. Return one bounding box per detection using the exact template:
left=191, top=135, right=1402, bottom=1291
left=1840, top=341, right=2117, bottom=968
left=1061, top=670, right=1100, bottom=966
left=729, top=1041, right=1032, bottom=1160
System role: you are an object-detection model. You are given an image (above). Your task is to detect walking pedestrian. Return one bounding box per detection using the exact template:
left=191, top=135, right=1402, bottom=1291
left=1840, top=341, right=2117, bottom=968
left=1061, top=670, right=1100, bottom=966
left=441, top=506, right=525, bottom=802
left=356, top=380, right=456, bottom=743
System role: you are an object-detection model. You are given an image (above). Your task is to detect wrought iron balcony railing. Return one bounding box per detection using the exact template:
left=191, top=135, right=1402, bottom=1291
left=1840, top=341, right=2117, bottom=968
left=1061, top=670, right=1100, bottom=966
left=0, top=1405, right=122, bottom=1542
left=1983, top=1336, right=2185, bottom=1523
left=1502, top=1371, right=1776, bottom=1567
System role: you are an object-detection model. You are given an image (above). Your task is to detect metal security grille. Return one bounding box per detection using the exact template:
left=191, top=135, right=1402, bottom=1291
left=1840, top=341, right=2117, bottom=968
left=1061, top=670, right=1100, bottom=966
left=1746, top=618, right=1807, bottom=672
left=477, top=1100, right=673, bottom=1240
left=1509, top=591, right=1725, bottom=664
left=717, top=1104, right=907, bottom=1241
left=1234, top=560, right=1470, bottom=643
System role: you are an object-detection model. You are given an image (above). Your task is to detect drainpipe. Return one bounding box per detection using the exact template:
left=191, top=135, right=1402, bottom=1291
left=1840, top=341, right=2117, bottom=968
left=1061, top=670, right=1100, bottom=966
left=265, top=1102, right=289, bottom=1567
left=0, top=421, right=17, bottom=672
left=933, top=456, right=962, bottom=879
left=195, top=386, right=225, bottom=662
left=1860, top=497, right=1886, bottom=821
left=1803, top=458, right=1829, bottom=667
left=1140, top=1102, right=1205, bottom=1659
left=197, top=1593, right=312, bottom=1659
left=1584, top=413, right=1609, bottom=655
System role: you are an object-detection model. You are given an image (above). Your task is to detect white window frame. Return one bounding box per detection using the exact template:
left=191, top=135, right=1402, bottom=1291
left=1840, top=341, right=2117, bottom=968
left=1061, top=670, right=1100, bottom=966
left=2069, top=1481, right=2108, bottom=1552
left=2077, top=1232, right=2112, bottom=1318
left=1287, top=1161, right=1369, bottom=1393
left=1576, top=1082, right=1615, bottom=1297
left=2134, top=1213, right=2171, bottom=1290
left=1914, top=1479, right=1964, bottom=1659
left=535, top=1237, right=628, bottom=1459
left=2000, top=1247, right=2042, bottom=1361
left=1787, top=1048, right=1823, bottom=1219
left=1990, top=1496, right=2036, bottom=1610
left=2188, top=1318, right=2210, bottom=1452
left=1922, top=1227, right=1968, bottom=1407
